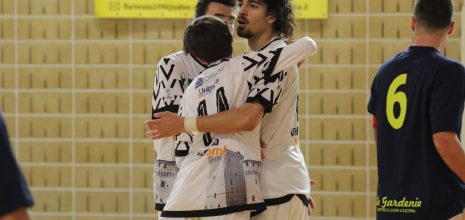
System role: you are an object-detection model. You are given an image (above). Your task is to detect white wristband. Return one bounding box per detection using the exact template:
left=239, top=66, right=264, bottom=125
left=184, top=117, right=198, bottom=132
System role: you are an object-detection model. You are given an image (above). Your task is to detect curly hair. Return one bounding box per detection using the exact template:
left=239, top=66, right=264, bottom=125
left=264, top=0, right=295, bottom=39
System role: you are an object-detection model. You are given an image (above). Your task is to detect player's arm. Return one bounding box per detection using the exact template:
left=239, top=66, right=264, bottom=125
left=145, top=38, right=318, bottom=138
left=197, top=102, right=264, bottom=132
left=0, top=207, right=32, bottom=220
left=146, top=56, right=185, bottom=160
left=151, top=57, right=186, bottom=117
left=272, top=36, right=317, bottom=74
left=147, top=102, right=264, bottom=139
left=371, top=115, right=377, bottom=142
left=433, top=132, right=465, bottom=182
left=430, top=63, right=465, bottom=183
left=367, top=76, right=378, bottom=143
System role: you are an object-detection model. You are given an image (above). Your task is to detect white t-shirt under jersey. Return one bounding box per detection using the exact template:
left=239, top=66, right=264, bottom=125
left=259, top=39, right=310, bottom=201
left=161, top=37, right=317, bottom=218
left=152, top=51, right=206, bottom=210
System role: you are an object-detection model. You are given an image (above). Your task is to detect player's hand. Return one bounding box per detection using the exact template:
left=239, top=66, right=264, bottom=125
left=144, top=112, right=184, bottom=139
left=308, top=195, right=316, bottom=215
left=260, top=140, right=267, bottom=160
left=297, top=59, right=305, bottom=68
left=308, top=179, right=317, bottom=215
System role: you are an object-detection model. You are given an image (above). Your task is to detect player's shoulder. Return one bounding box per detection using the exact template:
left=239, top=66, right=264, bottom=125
left=260, top=38, right=286, bottom=51
left=434, top=57, right=465, bottom=83
left=197, top=59, right=229, bottom=76
left=438, top=56, right=465, bottom=72
left=240, top=38, right=286, bottom=59
left=157, top=51, right=191, bottom=66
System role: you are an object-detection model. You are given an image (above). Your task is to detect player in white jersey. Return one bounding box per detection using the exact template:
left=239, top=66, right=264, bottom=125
left=147, top=0, right=314, bottom=219
left=158, top=16, right=316, bottom=219
left=151, top=0, right=236, bottom=215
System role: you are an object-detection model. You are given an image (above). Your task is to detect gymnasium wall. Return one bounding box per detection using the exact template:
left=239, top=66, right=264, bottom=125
left=0, top=0, right=462, bottom=219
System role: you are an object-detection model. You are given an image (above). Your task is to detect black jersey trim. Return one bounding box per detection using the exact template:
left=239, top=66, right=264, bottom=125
left=152, top=105, right=179, bottom=119
left=264, top=194, right=309, bottom=207
left=250, top=194, right=308, bottom=217
left=258, top=37, right=282, bottom=51
left=263, top=194, right=294, bottom=206
left=161, top=202, right=266, bottom=217
left=246, top=96, right=273, bottom=113
left=296, top=194, right=310, bottom=206
left=175, top=149, right=189, bottom=157
left=206, top=58, right=229, bottom=69
left=155, top=203, right=165, bottom=211
left=191, top=55, right=209, bottom=68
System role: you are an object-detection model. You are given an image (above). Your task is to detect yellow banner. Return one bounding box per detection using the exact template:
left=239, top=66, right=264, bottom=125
left=95, top=0, right=328, bottom=19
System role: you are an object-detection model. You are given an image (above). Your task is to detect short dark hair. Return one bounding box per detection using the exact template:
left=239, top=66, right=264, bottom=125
left=263, top=0, right=295, bottom=38
left=195, top=0, right=237, bottom=17
left=413, top=0, right=454, bottom=30
left=183, top=16, right=233, bottom=63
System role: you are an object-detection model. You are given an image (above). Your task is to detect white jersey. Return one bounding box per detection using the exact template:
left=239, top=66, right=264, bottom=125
left=152, top=51, right=207, bottom=210
left=259, top=39, right=311, bottom=204
left=161, top=38, right=316, bottom=218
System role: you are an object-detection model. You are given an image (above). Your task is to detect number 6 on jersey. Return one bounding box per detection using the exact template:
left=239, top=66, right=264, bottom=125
left=386, top=74, right=407, bottom=129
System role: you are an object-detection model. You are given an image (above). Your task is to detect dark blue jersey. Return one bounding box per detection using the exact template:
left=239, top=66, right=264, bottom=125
left=0, top=113, right=33, bottom=216
left=368, top=46, right=465, bottom=220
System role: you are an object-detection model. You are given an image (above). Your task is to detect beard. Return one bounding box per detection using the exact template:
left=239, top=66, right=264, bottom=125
left=237, top=27, right=253, bottom=39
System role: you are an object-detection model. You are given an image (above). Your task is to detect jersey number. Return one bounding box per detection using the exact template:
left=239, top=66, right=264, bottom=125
left=386, top=73, right=407, bottom=129
left=197, top=87, right=230, bottom=146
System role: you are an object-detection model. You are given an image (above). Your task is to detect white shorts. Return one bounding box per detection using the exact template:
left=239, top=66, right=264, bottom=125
left=158, top=211, right=250, bottom=220
left=251, top=195, right=308, bottom=220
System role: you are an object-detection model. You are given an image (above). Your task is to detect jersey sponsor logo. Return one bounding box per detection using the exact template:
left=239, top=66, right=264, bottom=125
left=163, top=88, right=175, bottom=101
left=376, top=195, right=422, bottom=214
left=203, top=70, right=221, bottom=82
left=195, top=78, right=203, bottom=88
left=198, top=84, right=216, bottom=97
left=196, top=67, right=223, bottom=89
left=197, top=145, right=228, bottom=157
left=196, top=71, right=222, bottom=96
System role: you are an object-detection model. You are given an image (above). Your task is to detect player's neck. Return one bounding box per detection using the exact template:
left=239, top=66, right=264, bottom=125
left=247, top=30, right=277, bottom=51
left=412, top=33, right=448, bottom=53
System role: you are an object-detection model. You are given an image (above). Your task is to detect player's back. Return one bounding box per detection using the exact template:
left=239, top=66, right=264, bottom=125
left=163, top=37, right=317, bottom=217
left=369, top=46, right=465, bottom=219
left=181, top=56, right=266, bottom=162
left=164, top=52, right=278, bottom=216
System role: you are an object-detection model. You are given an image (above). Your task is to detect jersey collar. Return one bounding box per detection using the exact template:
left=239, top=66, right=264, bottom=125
left=258, top=37, right=283, bottom=51
left=190, top=54, right=209, bottom=69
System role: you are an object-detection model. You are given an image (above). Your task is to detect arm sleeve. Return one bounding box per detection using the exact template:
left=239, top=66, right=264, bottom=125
left=430, top=63, right=465, bottom=134
left=272, top=37, right=317, bottom=73
left=152, top=57, right=186, bottom=161
left=152, top=57, right=186, bottom=117
left=245, top=37, right=317, bottom=113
